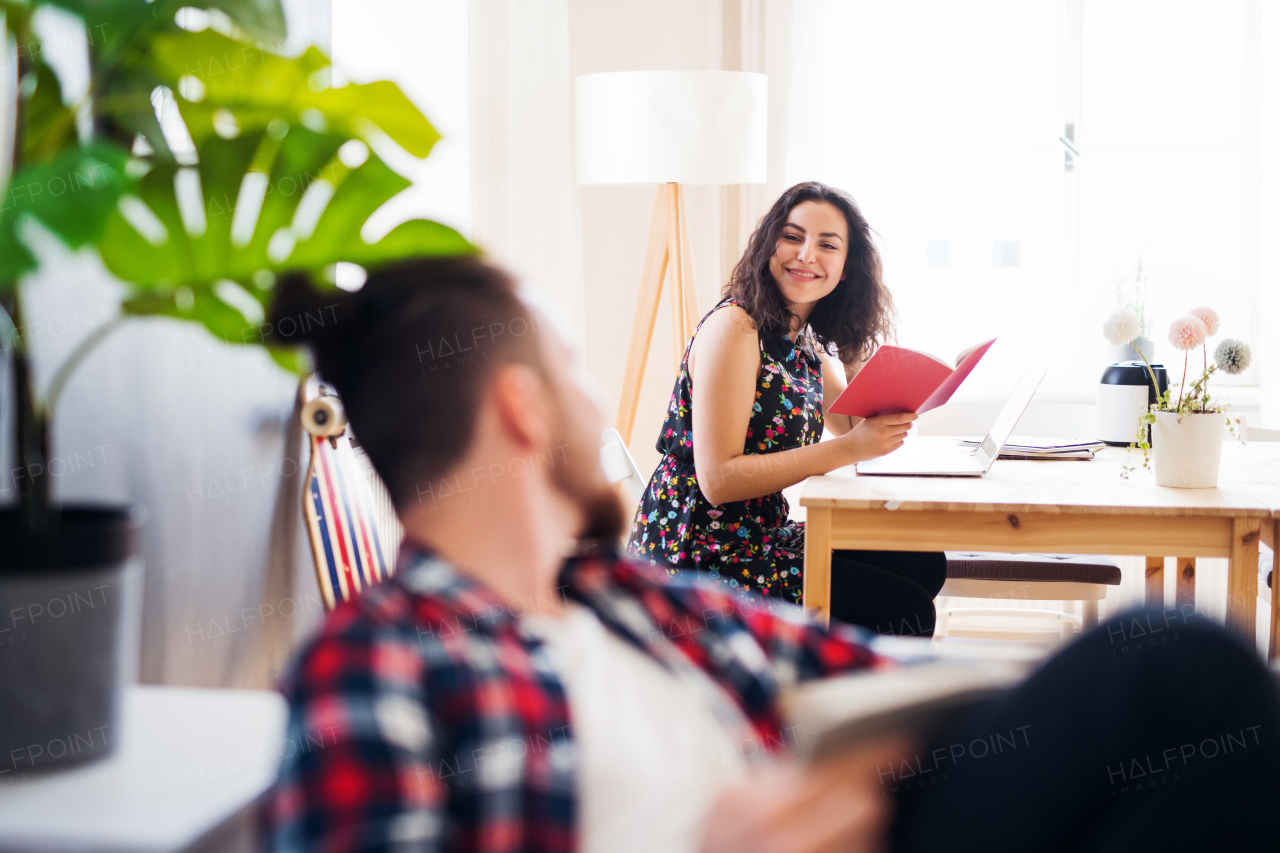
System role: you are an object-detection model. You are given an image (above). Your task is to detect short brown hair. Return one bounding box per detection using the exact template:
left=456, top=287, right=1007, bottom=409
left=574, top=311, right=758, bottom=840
left=271, top=257, right=543, bottom=510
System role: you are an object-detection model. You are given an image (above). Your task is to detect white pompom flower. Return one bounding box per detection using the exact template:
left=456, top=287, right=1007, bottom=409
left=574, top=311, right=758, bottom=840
left=1103, top=310, right=1141, bottom=346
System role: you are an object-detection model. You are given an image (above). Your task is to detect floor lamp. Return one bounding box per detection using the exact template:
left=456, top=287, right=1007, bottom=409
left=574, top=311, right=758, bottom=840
left=575, top=71, right=768, bottom=445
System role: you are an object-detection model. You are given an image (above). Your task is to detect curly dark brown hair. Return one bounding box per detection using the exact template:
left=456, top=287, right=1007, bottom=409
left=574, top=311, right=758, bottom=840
left=724, top=181, right=895, bottom=367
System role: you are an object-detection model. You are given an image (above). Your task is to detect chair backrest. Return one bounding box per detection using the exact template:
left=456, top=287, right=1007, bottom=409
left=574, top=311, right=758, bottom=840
left=600, top=428, right=647, bottom=501
left=299, top=375, right=401, bottom=610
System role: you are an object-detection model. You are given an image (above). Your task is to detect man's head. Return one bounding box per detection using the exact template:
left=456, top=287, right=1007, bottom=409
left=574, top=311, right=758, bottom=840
left=272, top=256, right=625, bottom=542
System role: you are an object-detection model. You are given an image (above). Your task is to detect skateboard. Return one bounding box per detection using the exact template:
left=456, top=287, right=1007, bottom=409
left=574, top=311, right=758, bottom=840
left=299, top=375, right=395, bottom=610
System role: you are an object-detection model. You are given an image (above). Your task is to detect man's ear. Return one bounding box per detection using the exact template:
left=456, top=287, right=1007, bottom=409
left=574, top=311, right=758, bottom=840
left=490, top=363, right=554, bottom=452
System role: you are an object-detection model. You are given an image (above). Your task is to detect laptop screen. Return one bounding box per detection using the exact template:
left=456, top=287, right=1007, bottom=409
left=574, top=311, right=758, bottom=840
left=976, top=366, right=1048, bottom=468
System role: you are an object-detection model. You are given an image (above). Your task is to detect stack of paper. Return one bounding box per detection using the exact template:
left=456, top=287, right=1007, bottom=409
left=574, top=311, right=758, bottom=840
left=957, top=435, right=1105, bottom=461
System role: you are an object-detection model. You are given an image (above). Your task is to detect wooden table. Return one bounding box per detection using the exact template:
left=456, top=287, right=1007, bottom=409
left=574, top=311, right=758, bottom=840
left=1218, top=442, right=1280, bottom=659
left=800, top=437, right=1273, bottom=655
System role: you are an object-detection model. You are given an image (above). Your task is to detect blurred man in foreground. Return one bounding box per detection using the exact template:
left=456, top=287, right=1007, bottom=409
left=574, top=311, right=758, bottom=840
left=266, top=256, right=1279, bottom=853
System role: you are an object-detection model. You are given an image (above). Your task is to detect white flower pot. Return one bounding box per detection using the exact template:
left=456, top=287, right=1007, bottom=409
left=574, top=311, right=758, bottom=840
left=1151, top=412, right=1224, bottom=488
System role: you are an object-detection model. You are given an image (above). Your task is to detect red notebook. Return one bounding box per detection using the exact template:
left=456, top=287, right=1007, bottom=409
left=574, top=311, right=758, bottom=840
left=829, top=339, right=996, bottom=418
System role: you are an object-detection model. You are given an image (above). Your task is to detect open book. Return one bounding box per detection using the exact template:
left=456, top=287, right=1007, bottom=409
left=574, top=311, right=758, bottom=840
left=782, top=661, right=1023, bottom=761
left=829, top=339, right=996, bottom=419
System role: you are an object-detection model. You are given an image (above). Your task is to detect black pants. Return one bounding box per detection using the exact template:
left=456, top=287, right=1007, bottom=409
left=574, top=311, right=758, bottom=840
left=891, top=609, right=1280, bottom=851
left=830, top=550, right=947, bottom=637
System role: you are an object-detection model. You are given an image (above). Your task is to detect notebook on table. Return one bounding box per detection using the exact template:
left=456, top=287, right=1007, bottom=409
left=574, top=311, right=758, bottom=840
left=956, top=436, right=1105, bottom=461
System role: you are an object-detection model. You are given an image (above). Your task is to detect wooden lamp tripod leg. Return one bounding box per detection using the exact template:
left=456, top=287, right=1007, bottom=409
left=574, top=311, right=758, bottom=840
left=616, top=189, right=671, bottom=446
left=666, top=183, right=701, bottom=368
left=615, top=183, right=700, bottom=446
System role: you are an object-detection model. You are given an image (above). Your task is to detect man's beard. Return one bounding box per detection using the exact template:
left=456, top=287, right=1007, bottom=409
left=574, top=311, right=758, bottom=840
left=549, top=423, right=627, bottom=545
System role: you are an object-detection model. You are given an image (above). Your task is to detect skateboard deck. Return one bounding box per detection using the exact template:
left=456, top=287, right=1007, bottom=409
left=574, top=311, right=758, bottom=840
left=299, top=377, right=393, bottom=610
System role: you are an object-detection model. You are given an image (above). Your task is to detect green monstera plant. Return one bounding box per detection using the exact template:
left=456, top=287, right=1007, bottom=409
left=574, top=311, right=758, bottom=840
left=1, top=0, right=472, bottom=526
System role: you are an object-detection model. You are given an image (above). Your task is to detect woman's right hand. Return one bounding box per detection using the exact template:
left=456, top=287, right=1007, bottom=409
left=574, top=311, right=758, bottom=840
left=836, top=412, right=918, bottom=464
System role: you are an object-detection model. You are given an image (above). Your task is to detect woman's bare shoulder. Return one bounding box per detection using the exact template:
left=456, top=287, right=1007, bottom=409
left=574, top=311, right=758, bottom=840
left=696, top=303, right=759, bottom=351
left=690, top=303, right=759, bottom=379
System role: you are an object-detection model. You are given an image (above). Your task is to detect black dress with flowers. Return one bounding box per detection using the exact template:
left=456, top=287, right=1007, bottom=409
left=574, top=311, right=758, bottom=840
left=627, top=297, right=825, bottom=605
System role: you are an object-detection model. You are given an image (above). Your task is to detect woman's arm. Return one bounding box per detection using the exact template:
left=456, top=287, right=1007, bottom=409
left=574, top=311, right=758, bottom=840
left=820, top=353, right=861, bottom=437
left=689, top=307, right=915, bottom=506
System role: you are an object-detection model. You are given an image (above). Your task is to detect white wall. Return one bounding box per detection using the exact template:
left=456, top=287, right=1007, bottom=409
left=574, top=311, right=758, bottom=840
left=569, top=1, right=728, bottom=488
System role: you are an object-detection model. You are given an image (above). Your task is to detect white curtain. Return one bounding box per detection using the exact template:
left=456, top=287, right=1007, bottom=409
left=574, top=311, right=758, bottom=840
left=716, top=0, right=818, bottom=284
left=469, top=0, right=586, bottom=344
left=1260, top=1, right=1280, bottom=430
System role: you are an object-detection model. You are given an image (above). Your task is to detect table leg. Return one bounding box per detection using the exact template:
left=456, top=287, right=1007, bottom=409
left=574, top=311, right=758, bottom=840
left=1175, top=557, right=1196, bottom=611
left=1144, top=556, right=1165, bottom=607
left=803, top=506, right=833, bottom=626
left=1269, top=519, right=1278, bottom=663
left=1226, top=518, right=1261, bottom=639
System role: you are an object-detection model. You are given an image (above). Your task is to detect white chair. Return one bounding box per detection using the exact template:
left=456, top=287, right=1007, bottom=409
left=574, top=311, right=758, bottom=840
left=600, top=428, right=647, bottom=501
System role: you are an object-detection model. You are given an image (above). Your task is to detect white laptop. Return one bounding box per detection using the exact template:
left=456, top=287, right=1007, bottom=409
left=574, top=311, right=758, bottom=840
left=855, top=366, right=1048, bottom=477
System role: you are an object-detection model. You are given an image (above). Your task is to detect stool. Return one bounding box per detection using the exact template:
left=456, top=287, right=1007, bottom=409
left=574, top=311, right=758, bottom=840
left=936, top=552, right=1122, bottom=642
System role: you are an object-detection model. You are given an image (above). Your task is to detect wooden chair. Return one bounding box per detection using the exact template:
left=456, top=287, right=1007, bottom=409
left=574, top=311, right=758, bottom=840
left=299, top=376, right=402, bottom=610
left=935, top=552, right=1121, bottom=643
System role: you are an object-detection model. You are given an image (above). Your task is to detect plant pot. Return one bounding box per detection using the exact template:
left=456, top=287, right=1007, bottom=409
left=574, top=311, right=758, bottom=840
left=1151, top=412, right=1224, bottom=488
left=0, top=506, right=142, bottom=774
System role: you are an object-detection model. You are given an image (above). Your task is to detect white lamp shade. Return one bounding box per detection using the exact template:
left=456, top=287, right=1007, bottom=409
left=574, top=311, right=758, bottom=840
left=575, top=70, right=767, bottom=185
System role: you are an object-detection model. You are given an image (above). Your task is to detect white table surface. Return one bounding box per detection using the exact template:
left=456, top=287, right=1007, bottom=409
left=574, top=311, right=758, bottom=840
left=0, top=686, right=287, bottom=853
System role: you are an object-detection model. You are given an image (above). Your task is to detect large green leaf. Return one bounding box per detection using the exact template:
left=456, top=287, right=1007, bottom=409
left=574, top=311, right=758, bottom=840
left=0, top=215, right=38, bottom=287
left=9, top=143, right=132, bottom=246
left=0, top=143, right=131, bottom=286
left=23, top=61, right=78, bottom=163
left=95, top=66, right=176, bottom=161
left=5, top=0, right=469, bottom=363
left=42, top=0, right=286, bottom=59
left=148, top=31, right=439, bottom=156
left=183, top=0, right=287, bottom=43
left=100, top=126, right=471, bottom=345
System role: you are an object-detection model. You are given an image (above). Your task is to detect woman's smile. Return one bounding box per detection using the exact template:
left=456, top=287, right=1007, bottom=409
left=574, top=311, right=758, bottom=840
left=767, top=200, right=848, bottom=328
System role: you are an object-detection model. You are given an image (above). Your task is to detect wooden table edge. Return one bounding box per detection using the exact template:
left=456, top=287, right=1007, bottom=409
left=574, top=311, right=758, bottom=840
left=797, top=495, right=1272, bottom=518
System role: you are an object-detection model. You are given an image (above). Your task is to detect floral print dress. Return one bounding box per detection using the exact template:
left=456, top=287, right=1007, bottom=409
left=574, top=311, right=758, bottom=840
left=627, top=297, right=826, bottom=605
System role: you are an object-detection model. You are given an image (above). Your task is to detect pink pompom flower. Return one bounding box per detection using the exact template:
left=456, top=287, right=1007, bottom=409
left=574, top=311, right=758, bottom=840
left=1188, top=306, right=1220, bottom=337
left=1168, top=316, right=1208, bottom=351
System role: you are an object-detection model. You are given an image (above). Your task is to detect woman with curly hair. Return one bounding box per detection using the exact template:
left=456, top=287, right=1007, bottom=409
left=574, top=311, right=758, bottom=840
left=627, top=182, right=946, bottom=635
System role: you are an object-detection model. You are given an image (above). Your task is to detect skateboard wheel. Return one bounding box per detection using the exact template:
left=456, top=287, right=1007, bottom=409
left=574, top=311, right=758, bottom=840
left=302, top=396, right=347, bottom=437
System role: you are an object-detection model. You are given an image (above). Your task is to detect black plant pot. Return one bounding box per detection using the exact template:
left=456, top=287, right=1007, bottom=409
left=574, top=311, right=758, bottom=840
left=0, top=506, right=141, bottom=775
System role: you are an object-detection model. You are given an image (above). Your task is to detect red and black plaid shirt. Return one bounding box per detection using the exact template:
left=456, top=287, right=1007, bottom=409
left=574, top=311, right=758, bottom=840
left=267, top=545, right=881, bottom=852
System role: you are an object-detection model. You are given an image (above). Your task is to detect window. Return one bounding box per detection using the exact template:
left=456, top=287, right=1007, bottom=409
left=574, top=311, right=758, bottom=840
left=794, top=0, right=1268, bottom=390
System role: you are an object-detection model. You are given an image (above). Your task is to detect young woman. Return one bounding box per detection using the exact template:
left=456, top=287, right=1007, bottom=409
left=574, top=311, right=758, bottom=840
left=627, top=182, right=946, bottom=635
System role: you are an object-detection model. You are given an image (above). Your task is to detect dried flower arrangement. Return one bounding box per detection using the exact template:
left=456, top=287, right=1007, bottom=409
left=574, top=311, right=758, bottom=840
left=1103, top=306, right=1250, bottom=476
